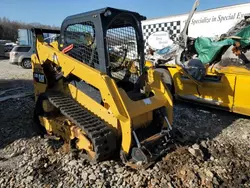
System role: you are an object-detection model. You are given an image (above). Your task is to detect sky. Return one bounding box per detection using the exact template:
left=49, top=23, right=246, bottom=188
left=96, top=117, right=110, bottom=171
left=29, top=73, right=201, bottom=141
left=0, top=0, right=250, bottom=26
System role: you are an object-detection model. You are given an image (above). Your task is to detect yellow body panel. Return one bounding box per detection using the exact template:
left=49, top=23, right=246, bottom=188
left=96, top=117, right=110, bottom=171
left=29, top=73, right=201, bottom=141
left=197, top=74, right=235, bottom=108
left=39, top=116, right=73, bottom=140
left=32, top=60, right=47, bottom=100
left=68, top=84, right=118, bottom=133
left=39, top=116, right=95, bottom=158
left=162, top=63, right=250, bottom=116
left=232, top=75, right=250, bottom=116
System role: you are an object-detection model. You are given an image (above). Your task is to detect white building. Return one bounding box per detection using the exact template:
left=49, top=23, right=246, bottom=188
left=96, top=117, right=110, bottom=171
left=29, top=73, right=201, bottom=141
left=142, top=2, right=250, bottom=51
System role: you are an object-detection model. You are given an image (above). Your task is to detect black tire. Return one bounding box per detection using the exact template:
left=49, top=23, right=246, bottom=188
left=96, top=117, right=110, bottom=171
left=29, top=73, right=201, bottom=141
left=21, top=58, right=32, bottom=69
left=154, top=68, right=174, bottom=94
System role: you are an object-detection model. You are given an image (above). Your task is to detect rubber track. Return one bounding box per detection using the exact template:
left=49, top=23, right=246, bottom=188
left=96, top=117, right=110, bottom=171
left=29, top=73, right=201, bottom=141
left=47, top=93, right=117, bottom=161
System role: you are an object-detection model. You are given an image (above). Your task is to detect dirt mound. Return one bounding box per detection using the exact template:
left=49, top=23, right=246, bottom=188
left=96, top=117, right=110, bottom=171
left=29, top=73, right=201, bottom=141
left=160, top=140, right=250, bottom=188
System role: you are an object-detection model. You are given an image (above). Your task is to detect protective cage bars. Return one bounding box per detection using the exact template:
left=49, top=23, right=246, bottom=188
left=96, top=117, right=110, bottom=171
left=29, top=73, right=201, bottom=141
left=64, top=21, right=99, bottom=67
left=106, top=20, right=140, bottom=84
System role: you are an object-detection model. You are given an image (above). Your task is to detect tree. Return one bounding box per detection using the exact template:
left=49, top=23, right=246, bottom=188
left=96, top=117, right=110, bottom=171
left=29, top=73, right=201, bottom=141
left=0, top=17, right=59, bottom=42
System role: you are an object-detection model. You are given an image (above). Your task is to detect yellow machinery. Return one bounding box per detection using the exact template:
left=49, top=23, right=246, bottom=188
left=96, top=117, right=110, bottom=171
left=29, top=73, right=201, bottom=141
left=31, top=8, right=174, bottom=168
left=146, top=0, right=250, bottom=116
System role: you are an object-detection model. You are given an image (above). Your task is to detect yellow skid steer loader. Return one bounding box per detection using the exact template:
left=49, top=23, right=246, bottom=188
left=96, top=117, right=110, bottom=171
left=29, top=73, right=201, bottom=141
left=31, top=7, right=174, bottom=169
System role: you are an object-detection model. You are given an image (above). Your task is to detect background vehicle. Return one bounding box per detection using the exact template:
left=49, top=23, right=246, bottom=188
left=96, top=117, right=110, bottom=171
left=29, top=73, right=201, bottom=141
left=146, top=0, right=250, bottom=117
left=31, top=7, right=174, bottom=169
left=0, top=40, right=14, bottom=57
left=0, top=44, right=4, bottom=57
left=4, top=42, right=17, bottom=57
left=9, top=45, right=34, bottom=69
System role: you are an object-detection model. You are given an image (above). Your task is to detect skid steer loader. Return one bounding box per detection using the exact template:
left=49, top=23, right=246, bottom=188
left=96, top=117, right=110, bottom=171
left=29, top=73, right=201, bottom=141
left=31, top=7, right=174, bottom=169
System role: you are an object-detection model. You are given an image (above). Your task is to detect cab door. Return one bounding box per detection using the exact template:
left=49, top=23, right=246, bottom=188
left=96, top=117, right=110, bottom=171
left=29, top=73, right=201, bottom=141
left=168, top=65, right=236, bottom=110
left=196, top=71, right=236, bottom=109
left=167, top=66, right=201, bottom=100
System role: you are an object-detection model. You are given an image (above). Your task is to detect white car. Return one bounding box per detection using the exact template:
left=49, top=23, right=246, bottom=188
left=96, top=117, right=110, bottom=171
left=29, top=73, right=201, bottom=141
left=9, top=45, right=34, bottom=69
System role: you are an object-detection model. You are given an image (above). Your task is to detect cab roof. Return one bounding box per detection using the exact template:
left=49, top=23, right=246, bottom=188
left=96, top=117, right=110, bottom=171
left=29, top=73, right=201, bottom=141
left=63, top=7, right=147, bottom=22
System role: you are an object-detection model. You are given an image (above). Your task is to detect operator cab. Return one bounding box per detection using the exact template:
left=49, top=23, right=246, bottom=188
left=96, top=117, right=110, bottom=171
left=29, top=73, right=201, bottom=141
left=59, top=7, right=147, bottom=93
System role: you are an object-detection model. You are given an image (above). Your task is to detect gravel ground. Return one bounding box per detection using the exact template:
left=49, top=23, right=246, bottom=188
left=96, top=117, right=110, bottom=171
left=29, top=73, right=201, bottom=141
left=0, top=59, right=249, bottom=188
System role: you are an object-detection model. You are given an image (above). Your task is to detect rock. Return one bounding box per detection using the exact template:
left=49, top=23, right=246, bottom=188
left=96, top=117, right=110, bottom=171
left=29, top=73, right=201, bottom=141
left=116, top=168, right=124, bottom=173
left=192, top=144, right=200, bottom=150
left=44, top=163, right=48, bottom=168
left=57, top=182, right=63, bottom=188
left=87, top=169, right=93, bottom=174
left=210, top=156, right=215, bottom=161
left=95, top=180, right=105, bottom=187
left=245, top=161, right=250, bottom=167
left=114, top=164, right=120, bottom=169
left=122, top=181, right=126, bottom=186
left=242, top=134, right=249, bottom=139
left=69, top=176, right=75, bottom=183
left=135, top=182, right=142, bottom=188
left=89, top=173, right=96, bottom=181
left=27, top=166, right=33, bottom=173
left=26, top=176, right=33, bottom=183
left=130, top=181, right=136, bottom=187
left=204, top=132, right=210, bottom=137
left=193, top=165, right=199, bottom=170
left=188, top=147, right=204, bottom=160
left=102, top=161, right=111, bottom=167
left=47, top=147, right=55, bottom=155
left=190, top=131, right=196, bottom=136
left=188, top=148, right=196, bottom=156
left=108, top=169, right=114, bottom=173
left=19, top=163, right=25, bottom=168
left=140, top=171, right=148, bottom=176
left=212, top=177, right=220, bottom=185
left=153, top=165, right=159, bottom=171
left=165, top=174, right=171, bottom=182
left=151, top=179, right=159, bottom=186
left=133, top=174, right=139, bottom=182
left=99, top=172, right=104, bottom=179
left=136, top=161, right=143, bottom=166
left=117, top=178, right=123, bottom=185
left=167, top=182, right=174, bottom=188
left=123, top=173, right=130, bottom=178
left=68, top=160, right=77, bottom=166
left=205, top=170, right=214, bottom=178
left=0, top=178, right=4, bottom=184
left=81, top=172, right=88, bottom=181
